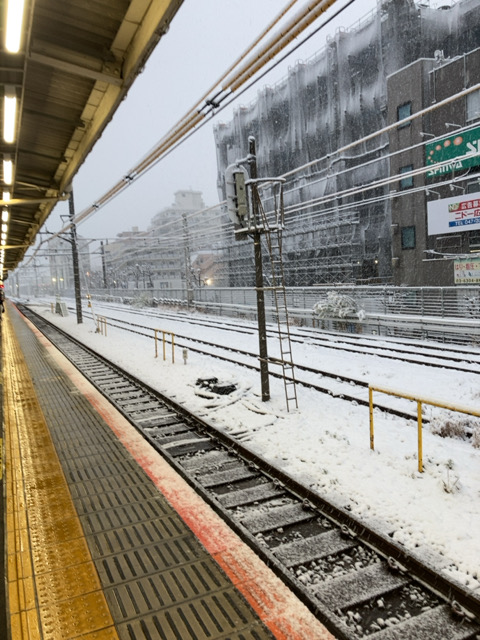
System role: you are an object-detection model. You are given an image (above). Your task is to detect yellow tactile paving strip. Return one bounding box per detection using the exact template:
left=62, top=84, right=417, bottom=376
left=3, top=313, right=120, bottom=640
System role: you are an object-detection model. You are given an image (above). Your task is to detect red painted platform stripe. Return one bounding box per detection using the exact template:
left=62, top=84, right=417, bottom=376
left=26, top=317, right=336, bottom=640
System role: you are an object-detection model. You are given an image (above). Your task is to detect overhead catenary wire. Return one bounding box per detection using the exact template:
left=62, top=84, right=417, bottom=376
left=222, top=0, right=343, bottom=91
left=22, top=0, right=365, bottom=275
left=133, top=158, right=480, bottom=251
left=96, top=114, right=480, bottom=244
left=30, top=136, right=480, bottom=263
left=36, top=0, right=349, bottom=247
left=152, top=0, right=300, bottom=132
left=45, top=1, right=304, bottom=230
left=65, top=76, right=480, bottom=248
left=280, top=83, right=480, bottom=181
left=55, top=168, right=479, bottom=258
left=45, top=133, right=467, bottom=259
left=23, top=2, right=480, bottom=274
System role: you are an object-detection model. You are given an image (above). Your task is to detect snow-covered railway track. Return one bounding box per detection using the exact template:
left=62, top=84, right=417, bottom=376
left=78, top=304, right=480, bottom=377
left=19, top=304, right=480, bottom=640
left=73, top=303, right=480, bottom=373
left=67, top=310, right=475, bottom=423
left=295, top=330, right=480, bottom=372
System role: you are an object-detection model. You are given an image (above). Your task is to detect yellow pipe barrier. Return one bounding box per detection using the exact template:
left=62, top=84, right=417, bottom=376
left=369, top=384, right=480, bottom=473
left=154, top=329, right=175, bottom=363
left=96, top=316, right=107, bottom=336
left=369, top=386, right=374, bottom=450
left=417, top=400, right=423, bottom=474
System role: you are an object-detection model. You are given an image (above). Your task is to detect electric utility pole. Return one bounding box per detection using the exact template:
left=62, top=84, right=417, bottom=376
left=100, top=241, right=107, bottom=288
left=249, top=137, right=270, bottom=401
left=68, top=189, right=83, bottom=323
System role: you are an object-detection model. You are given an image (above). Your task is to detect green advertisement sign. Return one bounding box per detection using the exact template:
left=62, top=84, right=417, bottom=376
left=426, top=126, right=480, bottom=176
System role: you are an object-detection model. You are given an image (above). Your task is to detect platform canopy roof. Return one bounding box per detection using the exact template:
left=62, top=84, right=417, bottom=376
left=0, top=0, right=184, bottom=276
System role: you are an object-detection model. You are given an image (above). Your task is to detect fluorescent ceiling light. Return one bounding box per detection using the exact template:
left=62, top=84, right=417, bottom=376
left=5, top=0, right=26, bottom=54
left=3, top=90, right=17, bottom=143
left=3, top=157, right=13, bottom=185
left=3, top=191, right=10, bottom=202
left=2, top=224, right=7, bottom=233
left=2, top=209, right=9, bottom=222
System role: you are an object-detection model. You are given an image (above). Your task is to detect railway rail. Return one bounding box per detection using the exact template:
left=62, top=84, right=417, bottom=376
left=18, top=303, right=480, bottom=640
left=77, top=303, right=480, bottom=374
left=65, top=304, right=479, bottom=424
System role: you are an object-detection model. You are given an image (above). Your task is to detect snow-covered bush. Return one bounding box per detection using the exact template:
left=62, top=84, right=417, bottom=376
left=430, top=417, right=467, bottom=440
left=430, top=415, right=480, bottom=444
left=313, top=291, right=364, bottom=320
left=472, top=426, right=480, bottom=449
left=132, top=293, right=150, bottom=308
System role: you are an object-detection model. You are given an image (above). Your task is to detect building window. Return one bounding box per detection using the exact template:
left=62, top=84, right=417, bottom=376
left=399, top=164, right=414, bottom=190
left=401, top=226, right=416, bottom=249
left=467, top=179, right=480, bottom=194
left=467, top=89, right=480, bottom=122
left=397, top=102, right=412, bottom=127
left=469, top=231, right=480, bottom=249
left=436, top=235, right=461, bottom=253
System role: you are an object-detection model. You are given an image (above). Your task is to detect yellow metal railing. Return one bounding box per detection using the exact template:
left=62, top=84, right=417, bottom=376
left=96, top=316, right=107, bottom=336
left=154, top=329, right=175, bottom=363
left=369, top=384, right=480, bottom=473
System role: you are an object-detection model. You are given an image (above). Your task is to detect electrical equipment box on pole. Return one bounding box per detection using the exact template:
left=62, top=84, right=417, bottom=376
left=225, top=164, right=249, bottom=230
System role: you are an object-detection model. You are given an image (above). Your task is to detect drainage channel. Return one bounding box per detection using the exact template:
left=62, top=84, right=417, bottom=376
left=19, top=304, right=480, bottom=640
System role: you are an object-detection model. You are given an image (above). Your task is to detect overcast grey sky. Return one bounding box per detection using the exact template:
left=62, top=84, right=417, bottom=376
left=50, top=0, right=378, bottom=242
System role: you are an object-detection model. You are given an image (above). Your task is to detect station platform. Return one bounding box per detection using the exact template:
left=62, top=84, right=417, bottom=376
left=1, top=305, right=334, bottom=640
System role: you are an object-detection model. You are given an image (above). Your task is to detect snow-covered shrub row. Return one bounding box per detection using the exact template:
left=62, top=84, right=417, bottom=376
left=313, top=291, right=365, bottom=320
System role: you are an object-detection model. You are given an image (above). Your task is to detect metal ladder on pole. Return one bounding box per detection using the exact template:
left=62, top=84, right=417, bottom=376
left=257, top=194, right=298, bottom=411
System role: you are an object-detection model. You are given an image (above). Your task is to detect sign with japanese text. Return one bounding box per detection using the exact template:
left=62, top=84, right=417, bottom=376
left=426, top=126, right=480, bottom=176
left=454, top=258, right=480, bottom=284
left=427, top=191, right=480, bottom=235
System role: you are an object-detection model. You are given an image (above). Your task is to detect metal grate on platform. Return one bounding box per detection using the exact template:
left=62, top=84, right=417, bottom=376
left=6, top=310, right=275, bottom=640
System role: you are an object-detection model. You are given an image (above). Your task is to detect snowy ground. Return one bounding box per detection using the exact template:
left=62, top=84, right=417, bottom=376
left=20, top=299, right=480, bottom=598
